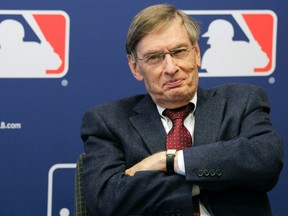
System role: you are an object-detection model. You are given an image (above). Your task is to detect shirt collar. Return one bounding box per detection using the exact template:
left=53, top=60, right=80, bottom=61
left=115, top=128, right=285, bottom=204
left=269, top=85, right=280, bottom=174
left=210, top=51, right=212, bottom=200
left=156, top=93, right=197, bottom=117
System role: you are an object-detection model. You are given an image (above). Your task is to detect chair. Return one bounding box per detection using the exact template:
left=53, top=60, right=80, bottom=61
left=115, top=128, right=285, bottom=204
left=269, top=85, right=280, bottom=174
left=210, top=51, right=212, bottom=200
left=75, top=153, right=91, bottom=216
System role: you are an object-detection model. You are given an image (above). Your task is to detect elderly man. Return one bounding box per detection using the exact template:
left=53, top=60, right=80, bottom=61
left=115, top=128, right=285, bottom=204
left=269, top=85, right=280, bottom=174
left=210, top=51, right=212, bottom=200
left=81, top=4, right=283, bottom=216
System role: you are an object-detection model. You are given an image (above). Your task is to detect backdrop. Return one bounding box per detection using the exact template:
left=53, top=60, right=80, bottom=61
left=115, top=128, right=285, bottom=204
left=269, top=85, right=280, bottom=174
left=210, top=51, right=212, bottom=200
left=0, top=1, right=287, bottom=216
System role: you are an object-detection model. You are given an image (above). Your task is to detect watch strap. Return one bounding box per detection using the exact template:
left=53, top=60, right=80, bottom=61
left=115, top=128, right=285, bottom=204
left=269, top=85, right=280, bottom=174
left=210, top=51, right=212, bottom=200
left=166, top=149, right=177, bottom=174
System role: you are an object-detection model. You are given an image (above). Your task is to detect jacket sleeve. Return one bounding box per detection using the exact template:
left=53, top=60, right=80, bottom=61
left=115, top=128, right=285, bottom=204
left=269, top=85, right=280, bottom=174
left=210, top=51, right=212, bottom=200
left=81, top=109, right=194, bottom=216
left=184, top=86, right=284, bottom=192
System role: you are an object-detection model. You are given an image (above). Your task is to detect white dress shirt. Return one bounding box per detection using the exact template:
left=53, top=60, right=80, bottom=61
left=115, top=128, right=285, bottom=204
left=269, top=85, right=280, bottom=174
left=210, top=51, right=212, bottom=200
left=157, top=93, right=211, bottom=216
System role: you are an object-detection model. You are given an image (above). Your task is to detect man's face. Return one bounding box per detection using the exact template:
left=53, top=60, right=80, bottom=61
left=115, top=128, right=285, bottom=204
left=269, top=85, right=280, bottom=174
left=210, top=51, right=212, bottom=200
left=128, top=18, right=201, bottom=109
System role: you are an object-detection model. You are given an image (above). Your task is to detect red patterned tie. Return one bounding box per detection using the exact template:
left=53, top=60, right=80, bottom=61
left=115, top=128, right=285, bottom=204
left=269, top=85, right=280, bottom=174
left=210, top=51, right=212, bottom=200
left=163, top=103, right=200, bottom=216
left=163, top=104, right=193, bottom=150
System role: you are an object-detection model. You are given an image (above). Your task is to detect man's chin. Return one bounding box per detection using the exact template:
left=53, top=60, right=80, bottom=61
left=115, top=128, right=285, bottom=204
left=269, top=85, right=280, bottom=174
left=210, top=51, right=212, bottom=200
left=166, top=88, right=186, bottom=97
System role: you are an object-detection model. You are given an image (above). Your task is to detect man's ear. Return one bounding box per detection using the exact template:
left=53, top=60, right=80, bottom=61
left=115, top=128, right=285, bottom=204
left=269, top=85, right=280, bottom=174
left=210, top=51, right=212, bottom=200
left=127, top=54, right=144, bottom=81
left=194, top=42, right=201, bottom=68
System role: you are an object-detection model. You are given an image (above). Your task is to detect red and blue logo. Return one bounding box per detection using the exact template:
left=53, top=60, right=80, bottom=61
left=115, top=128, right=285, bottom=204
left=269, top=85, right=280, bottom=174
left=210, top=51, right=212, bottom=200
left=183, top=10, right=277, bottom=77
left=0, top=10, right=70, bottom=78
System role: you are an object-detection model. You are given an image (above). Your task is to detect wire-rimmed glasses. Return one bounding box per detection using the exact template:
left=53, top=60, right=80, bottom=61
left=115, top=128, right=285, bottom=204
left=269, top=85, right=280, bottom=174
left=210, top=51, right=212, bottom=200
left=137, top=46, right=195, bottom=66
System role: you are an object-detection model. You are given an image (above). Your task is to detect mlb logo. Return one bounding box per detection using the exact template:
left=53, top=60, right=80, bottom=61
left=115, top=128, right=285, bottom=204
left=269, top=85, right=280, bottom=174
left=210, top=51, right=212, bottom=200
left=0, top=10, right=70, bottom=78
left=183, top=10, right=277, bottom=77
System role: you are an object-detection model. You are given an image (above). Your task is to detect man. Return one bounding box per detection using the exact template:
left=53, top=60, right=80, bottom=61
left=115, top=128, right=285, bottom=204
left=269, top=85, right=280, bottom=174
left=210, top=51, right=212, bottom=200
left=81, top=4, right=283, bottom=216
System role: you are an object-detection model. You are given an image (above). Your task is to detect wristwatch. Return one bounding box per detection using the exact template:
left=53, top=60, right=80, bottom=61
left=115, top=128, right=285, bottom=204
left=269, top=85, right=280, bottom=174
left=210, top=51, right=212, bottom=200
left=166, top=149, right=177, bottom=175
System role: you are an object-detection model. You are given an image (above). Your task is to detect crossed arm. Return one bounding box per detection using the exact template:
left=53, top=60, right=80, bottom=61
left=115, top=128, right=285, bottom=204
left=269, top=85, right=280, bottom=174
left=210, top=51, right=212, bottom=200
left=125, top=151, right=181, bottom=176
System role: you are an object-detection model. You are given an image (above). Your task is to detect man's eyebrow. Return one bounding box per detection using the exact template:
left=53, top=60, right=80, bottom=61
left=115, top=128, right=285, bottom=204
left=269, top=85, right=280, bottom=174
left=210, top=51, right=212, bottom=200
left=141, top=49, right=163, bottom=56
left=171, top=43, right=190, bottom=49
left=143, top=44, right=190, bottom=55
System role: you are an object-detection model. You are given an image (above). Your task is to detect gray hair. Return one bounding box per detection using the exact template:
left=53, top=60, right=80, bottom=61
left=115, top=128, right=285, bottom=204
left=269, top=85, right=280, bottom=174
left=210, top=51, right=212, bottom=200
left=126, top=4, right=200, bottom=58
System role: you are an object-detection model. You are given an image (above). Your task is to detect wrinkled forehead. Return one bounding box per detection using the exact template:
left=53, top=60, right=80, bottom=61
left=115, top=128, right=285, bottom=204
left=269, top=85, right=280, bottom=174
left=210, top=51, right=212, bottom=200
left=148, top=15, right=184, bottom=36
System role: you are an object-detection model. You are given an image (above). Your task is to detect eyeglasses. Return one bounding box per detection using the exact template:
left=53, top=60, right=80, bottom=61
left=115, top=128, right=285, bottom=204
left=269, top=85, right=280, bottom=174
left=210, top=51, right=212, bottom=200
left=137, top=46, right=195, bottom=66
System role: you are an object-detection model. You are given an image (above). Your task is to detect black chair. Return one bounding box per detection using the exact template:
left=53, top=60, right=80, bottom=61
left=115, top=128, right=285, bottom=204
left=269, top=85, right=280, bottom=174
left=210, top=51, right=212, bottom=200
left=75, top=153, right=91, bottom=216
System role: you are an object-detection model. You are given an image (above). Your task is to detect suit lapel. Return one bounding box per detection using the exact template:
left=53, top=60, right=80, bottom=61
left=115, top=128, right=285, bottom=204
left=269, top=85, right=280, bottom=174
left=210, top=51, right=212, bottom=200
left=194, top=87, right=226, bottom=146
left=129, top=88, right=226, bottom=151
left=129, top=95, right=167, bottom=154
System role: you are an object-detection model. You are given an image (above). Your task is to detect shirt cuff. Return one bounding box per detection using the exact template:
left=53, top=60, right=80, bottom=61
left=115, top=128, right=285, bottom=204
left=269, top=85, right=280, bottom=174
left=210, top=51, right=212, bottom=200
left=192, top=185, right=200, bottom=197
left=175, top=150, right=185, bottom=175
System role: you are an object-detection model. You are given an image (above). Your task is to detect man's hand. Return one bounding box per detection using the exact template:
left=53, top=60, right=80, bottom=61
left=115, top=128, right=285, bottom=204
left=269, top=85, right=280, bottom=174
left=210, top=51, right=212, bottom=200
left=125, top=151, right=167, bottom=176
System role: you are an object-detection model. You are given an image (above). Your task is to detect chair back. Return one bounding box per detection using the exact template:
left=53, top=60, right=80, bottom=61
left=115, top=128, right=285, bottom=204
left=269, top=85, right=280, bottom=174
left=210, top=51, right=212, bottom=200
left=75, top=153, right=91, bottom=216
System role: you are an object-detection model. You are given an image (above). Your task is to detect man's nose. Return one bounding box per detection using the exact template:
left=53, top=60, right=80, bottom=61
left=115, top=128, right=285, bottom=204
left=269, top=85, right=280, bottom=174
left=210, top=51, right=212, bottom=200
left=163, top=54, right=178, bottom=74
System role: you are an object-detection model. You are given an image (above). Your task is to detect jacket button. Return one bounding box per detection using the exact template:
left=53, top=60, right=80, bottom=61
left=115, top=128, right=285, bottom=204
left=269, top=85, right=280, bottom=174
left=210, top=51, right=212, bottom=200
left=198, top=169, right=204, bottom=177
left=216, top=169, right=222, bottom=176
left=204, top=169, right=209, bottom=176
left=210, top=169, right=216, bottom=176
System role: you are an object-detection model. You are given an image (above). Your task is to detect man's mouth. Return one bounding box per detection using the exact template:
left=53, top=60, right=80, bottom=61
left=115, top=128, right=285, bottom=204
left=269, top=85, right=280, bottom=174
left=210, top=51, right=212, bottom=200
left=164, top=79, right=183, bottom=89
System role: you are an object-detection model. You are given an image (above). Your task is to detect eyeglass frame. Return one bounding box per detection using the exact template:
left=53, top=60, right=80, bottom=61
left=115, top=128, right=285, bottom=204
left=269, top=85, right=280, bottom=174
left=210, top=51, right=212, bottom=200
left=135, top=46, right=195, bottom=66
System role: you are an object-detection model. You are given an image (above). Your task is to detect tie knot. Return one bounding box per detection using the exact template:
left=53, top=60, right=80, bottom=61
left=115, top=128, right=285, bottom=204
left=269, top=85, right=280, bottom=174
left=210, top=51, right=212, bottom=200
left=163, top=103, right=194, bottom=122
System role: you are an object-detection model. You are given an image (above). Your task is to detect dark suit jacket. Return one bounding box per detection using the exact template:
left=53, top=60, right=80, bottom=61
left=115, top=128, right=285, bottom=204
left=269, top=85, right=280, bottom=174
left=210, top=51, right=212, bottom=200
left=81, top=84, right=283, bottom=216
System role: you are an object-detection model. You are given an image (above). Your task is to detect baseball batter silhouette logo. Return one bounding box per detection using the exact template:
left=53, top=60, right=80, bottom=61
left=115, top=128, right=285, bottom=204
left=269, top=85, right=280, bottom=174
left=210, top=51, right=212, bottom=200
left=183, top=10, right=277, bottom=77
left=0, top=10, right=70, bottom=78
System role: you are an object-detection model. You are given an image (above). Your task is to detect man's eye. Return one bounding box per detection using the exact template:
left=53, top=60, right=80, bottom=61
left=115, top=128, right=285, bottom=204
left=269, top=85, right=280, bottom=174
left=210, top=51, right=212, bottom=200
left=173, top=49, right=186, bottom=56
left=147, top=54, right=161, bottom=61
